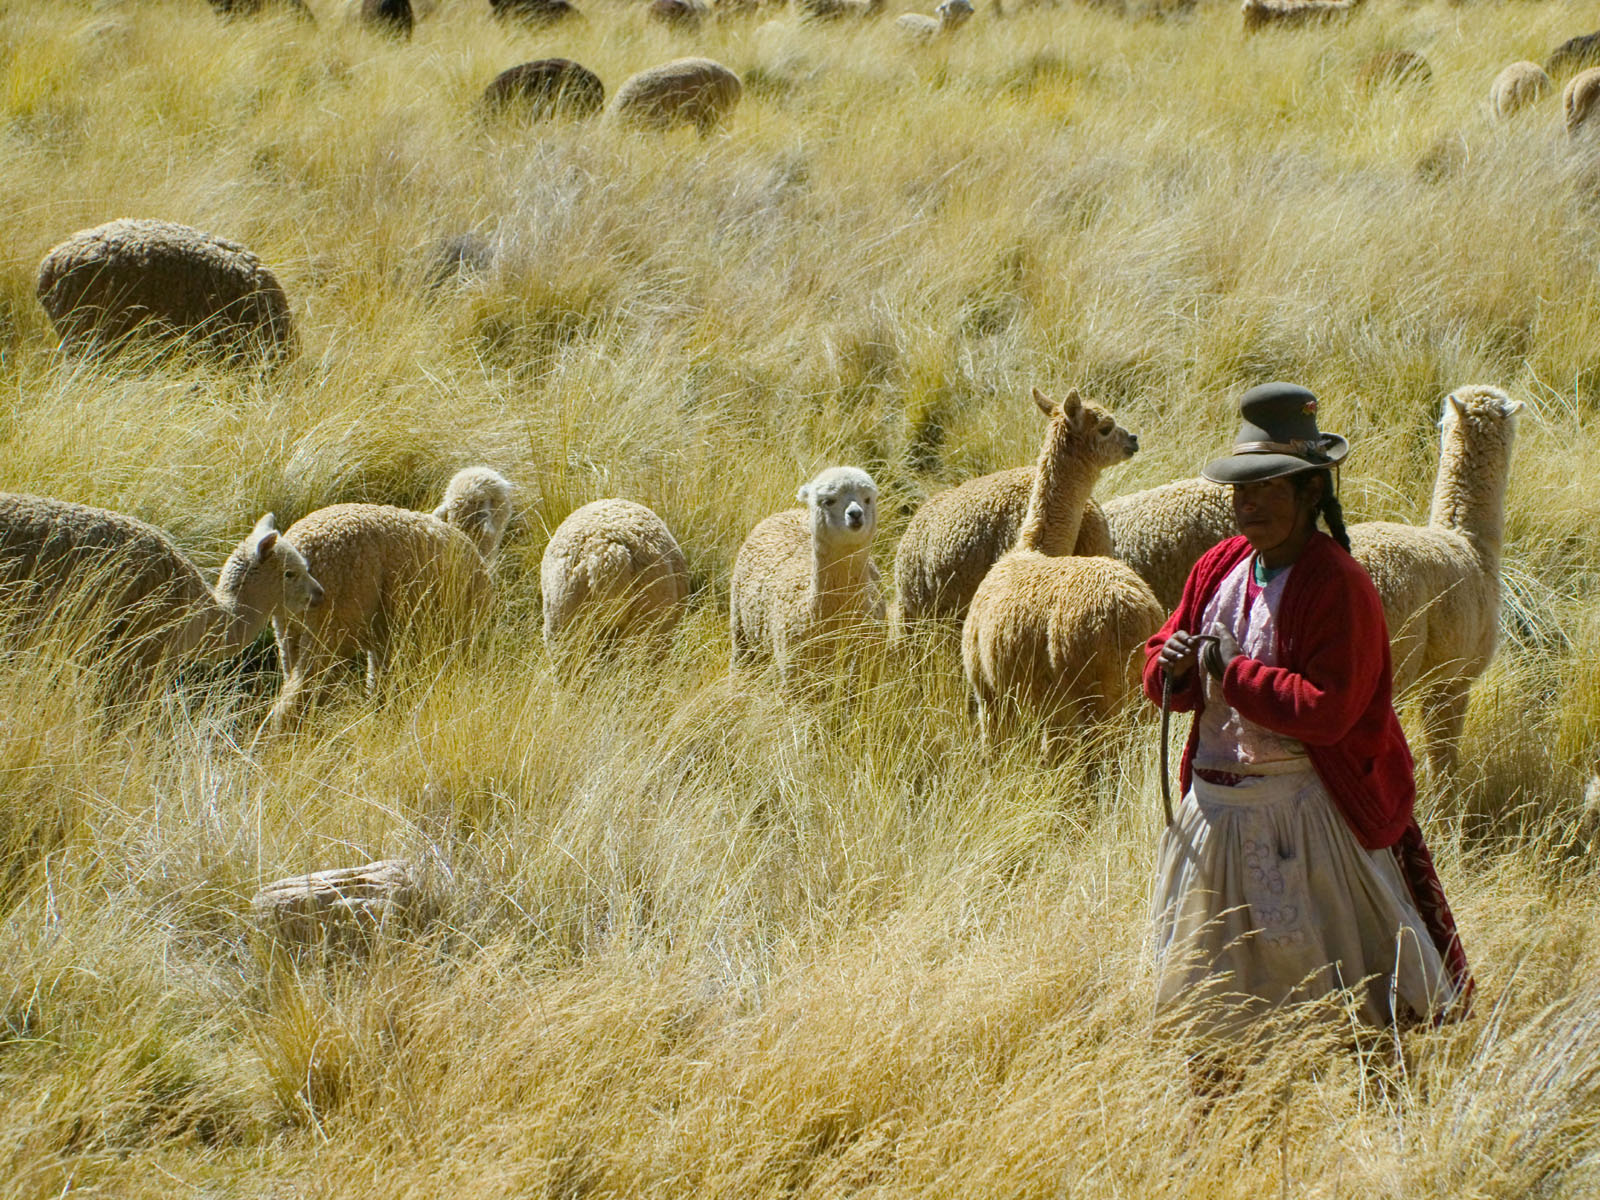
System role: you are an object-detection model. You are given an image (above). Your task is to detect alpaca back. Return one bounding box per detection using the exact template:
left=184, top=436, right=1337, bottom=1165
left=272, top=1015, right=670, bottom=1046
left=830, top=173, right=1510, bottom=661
left=0, top=492, right=215, bottom=666
left=1350, top=522, right=1496, bottom=692
left=963, top=552, right=1163, bottom=721
left=894, top=470, right=1112, bottom=626
left=282, top=505, right=489, bottom=660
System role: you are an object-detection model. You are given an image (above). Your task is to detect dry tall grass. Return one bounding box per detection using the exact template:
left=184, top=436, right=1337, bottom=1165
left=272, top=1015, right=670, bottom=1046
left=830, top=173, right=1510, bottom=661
left=3, top=0, right=1600, bottom=1194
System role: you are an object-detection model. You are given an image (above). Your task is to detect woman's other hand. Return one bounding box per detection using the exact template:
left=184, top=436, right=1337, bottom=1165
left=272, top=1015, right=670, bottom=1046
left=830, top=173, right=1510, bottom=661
left=1159, top=630, right=1205, bottom=683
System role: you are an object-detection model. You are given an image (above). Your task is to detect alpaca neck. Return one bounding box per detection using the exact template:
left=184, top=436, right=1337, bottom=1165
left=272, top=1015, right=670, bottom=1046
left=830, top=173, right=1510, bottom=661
left=1427, top=436, right=1508, bottom=567
left=810, top=539, right=870, bottom=612
left=201, top=586, right=270, bottom=659
left=1016, top=436, right=1097, bottom=556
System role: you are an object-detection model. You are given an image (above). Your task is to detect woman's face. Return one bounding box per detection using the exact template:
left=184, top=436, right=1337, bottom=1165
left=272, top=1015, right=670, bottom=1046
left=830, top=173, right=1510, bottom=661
left=1232, top=475, right=1318, bottom=558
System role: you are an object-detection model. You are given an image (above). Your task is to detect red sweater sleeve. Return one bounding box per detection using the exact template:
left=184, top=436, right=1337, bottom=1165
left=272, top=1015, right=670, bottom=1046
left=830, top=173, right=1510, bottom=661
left=1219, top=550, right=1388, bottom=744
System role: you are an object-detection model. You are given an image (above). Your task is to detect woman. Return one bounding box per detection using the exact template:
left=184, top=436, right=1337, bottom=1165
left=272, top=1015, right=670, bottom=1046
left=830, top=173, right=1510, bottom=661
left=1145, top=382, right=1472, bottom=1037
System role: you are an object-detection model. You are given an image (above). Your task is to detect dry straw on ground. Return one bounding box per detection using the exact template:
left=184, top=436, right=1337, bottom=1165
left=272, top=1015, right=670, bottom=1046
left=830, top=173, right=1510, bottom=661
left=2, top=0, right=1600, bottom=1195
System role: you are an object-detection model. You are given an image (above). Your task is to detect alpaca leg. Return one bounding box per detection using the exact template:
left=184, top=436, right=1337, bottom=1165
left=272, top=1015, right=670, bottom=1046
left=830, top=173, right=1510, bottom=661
left=1419, top=679, right=1471, bottom=780
left=268, top=629, right=332, bottom=732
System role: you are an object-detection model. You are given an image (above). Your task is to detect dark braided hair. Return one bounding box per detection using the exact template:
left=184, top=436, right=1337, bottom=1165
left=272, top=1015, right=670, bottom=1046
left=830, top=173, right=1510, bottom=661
left=1291, top=468, right=1350, bottom=552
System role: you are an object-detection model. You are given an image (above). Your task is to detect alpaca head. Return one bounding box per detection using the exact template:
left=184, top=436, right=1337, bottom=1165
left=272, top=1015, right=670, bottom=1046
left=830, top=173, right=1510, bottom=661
left=1439, top=385, right=1522, bottom=460
left=216, top=512, right=325, bottom=621
left=799, top=466, right=878, bottom=551
left=1032, top=386, right=1139, bottom=473
left=433, top=466, right=515, bottom=559
left=936, top=0, right=973, bottom=28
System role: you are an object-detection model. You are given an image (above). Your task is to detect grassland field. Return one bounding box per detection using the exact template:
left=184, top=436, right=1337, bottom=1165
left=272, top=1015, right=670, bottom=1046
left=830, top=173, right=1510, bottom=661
left=4, top=0, right=1600, bottom=1195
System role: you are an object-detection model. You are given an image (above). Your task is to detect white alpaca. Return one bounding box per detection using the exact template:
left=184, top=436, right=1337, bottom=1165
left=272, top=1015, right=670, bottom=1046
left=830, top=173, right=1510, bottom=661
left=729, top=466, right=885, bottom=685
left=962, top=389, right=1163, bottom=759
left=1348, top=386, right=1522, bottom=778
left=540, top=498, right=692, bottom=673
left=431, top=466, right=515, bottom=561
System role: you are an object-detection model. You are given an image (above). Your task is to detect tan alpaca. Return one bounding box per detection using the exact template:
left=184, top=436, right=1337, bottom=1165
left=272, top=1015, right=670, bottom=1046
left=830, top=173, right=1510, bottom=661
left=1348, top=386, right=1522, bottom=778
left=962, top=389, right=1164, bottom=760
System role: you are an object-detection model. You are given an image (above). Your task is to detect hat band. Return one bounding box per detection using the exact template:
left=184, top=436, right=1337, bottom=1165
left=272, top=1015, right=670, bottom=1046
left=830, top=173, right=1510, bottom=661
left=1231, top=436, right=1334, bottom=461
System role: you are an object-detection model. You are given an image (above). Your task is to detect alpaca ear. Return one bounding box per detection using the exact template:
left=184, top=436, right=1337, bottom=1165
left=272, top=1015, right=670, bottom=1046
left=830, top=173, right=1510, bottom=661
left=797, top=483, right=812, bottom=505
left=1059, top=387, right=1083, bottom=419
left=251, top=512, right=279, bottom=561
left=1032, top=387, right=1058, bottom=418
left=1447, top=393, right=1468, bottom=418
left=1506, top=398, right=1526, bottom=416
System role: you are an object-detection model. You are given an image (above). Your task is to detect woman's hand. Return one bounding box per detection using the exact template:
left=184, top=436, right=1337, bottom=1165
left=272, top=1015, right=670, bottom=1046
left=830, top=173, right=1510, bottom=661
left=1158, top=630, right=1205, bottom=683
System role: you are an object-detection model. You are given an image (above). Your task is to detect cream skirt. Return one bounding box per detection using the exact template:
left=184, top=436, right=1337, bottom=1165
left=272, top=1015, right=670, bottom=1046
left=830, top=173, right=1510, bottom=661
left=1152, top=765, right=1459, bottom=1035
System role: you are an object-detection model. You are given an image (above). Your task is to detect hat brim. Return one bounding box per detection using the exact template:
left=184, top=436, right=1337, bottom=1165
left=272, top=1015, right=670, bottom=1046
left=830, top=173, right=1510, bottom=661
left=1200, top=436, right=1348, bottom=484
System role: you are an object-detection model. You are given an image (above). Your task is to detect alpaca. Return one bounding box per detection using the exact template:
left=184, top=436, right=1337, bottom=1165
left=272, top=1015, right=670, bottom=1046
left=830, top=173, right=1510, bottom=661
left=540, top=499, right=692, bottom=674
left=1241, top=0, right=1363, bottom=34
left=962, top=389, right=1163, bottom=759
left=896, top=0, right=972, bottom=40
left=729, top=467, right=884, bottom=686
left=0, top=498, right=321, bottom=686
left=610, top=58, right=742, bottom=135
left=1565, top=68, right=1600, bottom=138
left=1347, top=386, right=1522, bottom=778
left=1103, top=477, right=1237, bottom=610
left=893, top=391, right=1116, bottom=629
left=269, top=500, right=495, bottom=730
left=1491, top=61, right=1552, bottom=120
left=35, top=219, right=296, bottom=364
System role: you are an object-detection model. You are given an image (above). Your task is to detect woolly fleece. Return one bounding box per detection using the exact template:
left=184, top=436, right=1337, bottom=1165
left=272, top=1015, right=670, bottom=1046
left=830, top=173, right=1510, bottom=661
left=540, top=498, right=691, bottom=671
left=1103, top=477, right=1237, bottom=611
left=36, top=218, right=295, bottom=363
left=270, top=505, right=491, bottom=727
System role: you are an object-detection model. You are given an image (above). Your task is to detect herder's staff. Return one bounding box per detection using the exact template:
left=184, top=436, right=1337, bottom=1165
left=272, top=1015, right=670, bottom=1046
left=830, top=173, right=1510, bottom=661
left=1158, top=633, right=1219, bottom=830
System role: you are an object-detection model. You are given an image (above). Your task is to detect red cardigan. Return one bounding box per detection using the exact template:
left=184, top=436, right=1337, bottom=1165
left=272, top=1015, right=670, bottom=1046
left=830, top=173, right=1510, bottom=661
left=1142, top=533, right=1416, bottom=850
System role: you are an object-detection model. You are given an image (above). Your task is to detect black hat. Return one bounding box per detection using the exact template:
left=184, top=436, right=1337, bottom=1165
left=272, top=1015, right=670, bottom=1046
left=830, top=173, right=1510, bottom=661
left=1200, top=382, right=1349, bottom=484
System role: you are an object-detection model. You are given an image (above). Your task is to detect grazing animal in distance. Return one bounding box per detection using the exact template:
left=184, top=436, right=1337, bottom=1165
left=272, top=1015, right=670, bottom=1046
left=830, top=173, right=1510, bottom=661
left=36, top=218, right=296, bottom=365
left=491, top=0, right=581, bottom=25
left=897, top=0, right=973, bottom=41
left=649, top=0, right=708, bottom=29
left=1546, top=31, right=1600, bottom=81
left=1490, top=61, right=1552, bottom=119
left=360, top=0, right=414, bottom=37
left=610, top=58, right=742, bottom=134
left=1241, top=0, right=1363, bottom=34
left=480, top=59, right=606, bottom=120
left=1565, top=67, right=1600, bottom=138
